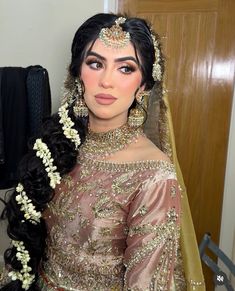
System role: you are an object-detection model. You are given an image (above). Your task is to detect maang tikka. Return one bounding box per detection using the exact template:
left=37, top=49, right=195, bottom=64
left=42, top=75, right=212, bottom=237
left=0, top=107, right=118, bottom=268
left=99, top=17, right=162, bottom=81
left=73, top=78, right=88, bottom=117
left=99, top=17, right=130, bottom=49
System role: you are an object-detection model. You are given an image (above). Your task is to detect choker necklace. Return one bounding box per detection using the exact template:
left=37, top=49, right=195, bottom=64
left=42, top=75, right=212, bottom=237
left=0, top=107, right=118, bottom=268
left=79, top=123, right=143, bottom=159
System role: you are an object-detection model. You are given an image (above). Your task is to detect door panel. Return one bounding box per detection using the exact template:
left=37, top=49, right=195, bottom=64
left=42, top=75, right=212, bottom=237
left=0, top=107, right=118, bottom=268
left=119, top=0, right=235, bottom=289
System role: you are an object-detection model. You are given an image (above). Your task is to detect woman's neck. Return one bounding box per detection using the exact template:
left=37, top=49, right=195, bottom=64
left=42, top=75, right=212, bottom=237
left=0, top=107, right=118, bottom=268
left=89, top=121, right=126, bottom=132
left=88, top=116, right=128, bottom=133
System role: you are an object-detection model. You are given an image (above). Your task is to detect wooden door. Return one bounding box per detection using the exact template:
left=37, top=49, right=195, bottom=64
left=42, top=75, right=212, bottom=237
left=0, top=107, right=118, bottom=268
left=118, top=0, right=235, bottom=289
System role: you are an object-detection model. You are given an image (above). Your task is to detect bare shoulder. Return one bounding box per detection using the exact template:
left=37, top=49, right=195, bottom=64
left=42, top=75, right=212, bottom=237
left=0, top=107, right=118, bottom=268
left=131, top=135, right=171, bottom=163
left=106, top=134, right=171, bottom=163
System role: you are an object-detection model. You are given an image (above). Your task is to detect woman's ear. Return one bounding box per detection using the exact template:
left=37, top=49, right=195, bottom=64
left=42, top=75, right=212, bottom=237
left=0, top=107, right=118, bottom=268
left=139, top=83, right=146, bottom=93
left=136, top=84, right=146, bottom=99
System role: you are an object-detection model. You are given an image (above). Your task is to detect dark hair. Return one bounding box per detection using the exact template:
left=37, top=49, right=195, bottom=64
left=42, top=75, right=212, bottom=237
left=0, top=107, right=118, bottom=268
left=69, top=13, right=164, bottom=90
left=0, top=13, right=164, bottom=291
left=1, top=109, right=85, bottom=291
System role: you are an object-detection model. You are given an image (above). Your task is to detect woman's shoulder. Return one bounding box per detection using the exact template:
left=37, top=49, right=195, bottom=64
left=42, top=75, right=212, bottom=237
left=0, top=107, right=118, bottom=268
left=131, top=134, right=171, bottom=163
left=94, top=134, right=173, bottom=174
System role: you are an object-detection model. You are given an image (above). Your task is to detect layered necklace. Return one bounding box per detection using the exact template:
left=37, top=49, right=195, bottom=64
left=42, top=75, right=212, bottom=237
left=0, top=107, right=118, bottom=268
left=79, top=123, right=143, bottom=159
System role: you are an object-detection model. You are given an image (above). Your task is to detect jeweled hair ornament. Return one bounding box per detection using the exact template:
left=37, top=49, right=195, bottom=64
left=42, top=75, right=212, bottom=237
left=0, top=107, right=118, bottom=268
left=151, top=31, right=162, bottom=81
left=99, top=17, right=130, bottom=49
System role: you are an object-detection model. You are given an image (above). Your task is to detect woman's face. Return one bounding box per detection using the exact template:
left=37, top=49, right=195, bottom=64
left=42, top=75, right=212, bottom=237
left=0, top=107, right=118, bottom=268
left=80, top=38, right=144, bottom=129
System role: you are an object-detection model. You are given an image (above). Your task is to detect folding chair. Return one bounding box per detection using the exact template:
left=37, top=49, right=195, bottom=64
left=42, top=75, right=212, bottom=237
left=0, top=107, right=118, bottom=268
left=199, top=233, right=235, bottom=290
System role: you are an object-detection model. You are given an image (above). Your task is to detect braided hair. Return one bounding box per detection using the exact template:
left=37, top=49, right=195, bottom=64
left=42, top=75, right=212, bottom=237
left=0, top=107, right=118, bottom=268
left=0, top=109, right=85, bottom=290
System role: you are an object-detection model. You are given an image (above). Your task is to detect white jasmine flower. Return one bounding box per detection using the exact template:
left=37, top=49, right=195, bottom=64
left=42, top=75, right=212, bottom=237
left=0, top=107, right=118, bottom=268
left=15, top=183, right=41, bottom=224
left=8, top=240, right=35, bottom=290
left=33, top=139, right=61, bottom=189
left=58, top=102, right=81, bottom=149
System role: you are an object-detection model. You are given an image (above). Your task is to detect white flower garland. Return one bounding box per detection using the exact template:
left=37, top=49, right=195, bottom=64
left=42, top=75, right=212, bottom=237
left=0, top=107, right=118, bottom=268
left=58, top=102, right=81, bottom=149
left=8, top=240, right=35, bottom=290
left=33, top=139, right=61, bottom=189
left=15, top=183, right=41, bottom=224
left=9, top=104, right=81, bottom=290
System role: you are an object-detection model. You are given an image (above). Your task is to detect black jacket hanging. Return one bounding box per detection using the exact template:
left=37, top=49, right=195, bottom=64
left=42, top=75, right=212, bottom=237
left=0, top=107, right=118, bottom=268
left=0, top=66, right=51, bottom=189
left=0, top=68, right=4, bottom=165
left=27, top=65, right=51, bottom=137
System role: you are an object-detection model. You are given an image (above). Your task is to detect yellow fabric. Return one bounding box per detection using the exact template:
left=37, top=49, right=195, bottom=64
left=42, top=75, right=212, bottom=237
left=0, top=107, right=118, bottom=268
left=163, top=93, right=205, bottom=290
left=143, top=84, right=205, bottom=290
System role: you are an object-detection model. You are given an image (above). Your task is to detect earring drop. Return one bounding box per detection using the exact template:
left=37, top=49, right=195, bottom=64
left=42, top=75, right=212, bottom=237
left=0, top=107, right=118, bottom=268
left=73, top=78, right=88, bottom=117
left=128, top=90, right=150, bottom=127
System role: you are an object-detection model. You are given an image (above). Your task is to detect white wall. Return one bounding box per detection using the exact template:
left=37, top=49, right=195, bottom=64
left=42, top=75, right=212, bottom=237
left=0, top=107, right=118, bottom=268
left=0, top=0, right=117, bottom=266
left=0, top=0, right=117, bottom=112
left=218, top=84, right=235, bottom=284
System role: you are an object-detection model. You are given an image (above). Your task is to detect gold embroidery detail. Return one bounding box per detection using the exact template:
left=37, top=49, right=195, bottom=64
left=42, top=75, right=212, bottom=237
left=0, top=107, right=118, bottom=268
left=150, top=225, right=180, bottom=290
left=80, top=167, right=91, bottom=179
left=166, top=207, right=178, bottom=223
left=124, top=221, right=179, bottom=275
left=40, top=253, right=124, bottom=290
left=173, top=246, right=187, bottom=290
left=190, top=279, right=205, bottom=289
left=63, top=175, right=74, bottom=188
left=92, top=195, right=119, bottom=218
left=170, top=185, right=177, bottom=197
left=78, top=157, right=175, bottom=174
left=128, top=223, right=159, bottom=237
left=139, top=205, right=148, bottom=216
left=80, top=216, right=90, bottom=228
left=76, top=180, right=99, bottom=193
left=112, top=172, right=137, bottom=195
left=49, top=190, right=77, bottom=222
left=99, top=227, right=112, bottom=237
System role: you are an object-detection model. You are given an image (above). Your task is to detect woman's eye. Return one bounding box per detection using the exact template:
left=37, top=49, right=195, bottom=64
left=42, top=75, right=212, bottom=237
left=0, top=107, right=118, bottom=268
left=86, top=60, right=103, bottom=70
left=119, top=66, right=135, bottom=74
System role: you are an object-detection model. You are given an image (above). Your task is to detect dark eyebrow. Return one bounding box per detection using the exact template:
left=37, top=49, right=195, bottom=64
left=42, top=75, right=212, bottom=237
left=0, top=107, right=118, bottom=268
left=85, top=51, right=138, bottom=65
left=86, top=51, right=106, bottom=61
left=115, top=56, right=138, bottom=64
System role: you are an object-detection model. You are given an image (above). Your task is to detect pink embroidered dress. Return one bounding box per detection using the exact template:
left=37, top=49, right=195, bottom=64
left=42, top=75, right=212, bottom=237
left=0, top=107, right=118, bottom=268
left=38, top=153, right=185, bottom=290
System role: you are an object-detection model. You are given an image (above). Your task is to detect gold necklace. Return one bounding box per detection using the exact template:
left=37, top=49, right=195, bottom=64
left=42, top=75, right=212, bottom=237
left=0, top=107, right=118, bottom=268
left=79, top=123, right=143, bottom=159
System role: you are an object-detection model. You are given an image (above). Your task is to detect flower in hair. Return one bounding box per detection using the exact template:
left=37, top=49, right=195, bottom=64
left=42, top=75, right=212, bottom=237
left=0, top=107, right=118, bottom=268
left=58, top=102, right=81, bottom=149
left=8, top=240, right=35, bottom=290
left=15, top=183, right=41, bottom=224
left=33, top=139, right=61, bottom=188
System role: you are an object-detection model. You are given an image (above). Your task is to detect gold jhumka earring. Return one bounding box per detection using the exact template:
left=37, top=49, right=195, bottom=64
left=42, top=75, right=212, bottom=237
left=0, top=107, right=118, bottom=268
left=128, top=91, right=150, bottom=127
left=73, top=78, right=88, bottom=117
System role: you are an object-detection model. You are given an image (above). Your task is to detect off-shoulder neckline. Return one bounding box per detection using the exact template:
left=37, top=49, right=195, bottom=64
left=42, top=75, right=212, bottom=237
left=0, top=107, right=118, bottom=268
left=78, top=156, right=175, bottom=173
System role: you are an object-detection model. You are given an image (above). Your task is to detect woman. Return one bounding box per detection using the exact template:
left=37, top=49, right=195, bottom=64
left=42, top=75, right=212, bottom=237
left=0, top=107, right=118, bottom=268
left=0, top=13, right=204, bottom=290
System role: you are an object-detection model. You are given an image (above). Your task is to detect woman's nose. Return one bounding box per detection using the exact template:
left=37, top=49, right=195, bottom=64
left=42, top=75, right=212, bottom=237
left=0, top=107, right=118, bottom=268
left=99, top=69, right=113, bottom=89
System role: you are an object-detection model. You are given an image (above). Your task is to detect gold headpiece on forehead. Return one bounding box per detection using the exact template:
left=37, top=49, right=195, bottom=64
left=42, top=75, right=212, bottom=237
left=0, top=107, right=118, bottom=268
left=99, top=17, right=130, bottom=49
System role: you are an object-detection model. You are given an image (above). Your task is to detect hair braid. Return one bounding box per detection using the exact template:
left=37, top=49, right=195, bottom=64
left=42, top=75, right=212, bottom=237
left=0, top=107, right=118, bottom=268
left=1, top=106, right=85, bottom=291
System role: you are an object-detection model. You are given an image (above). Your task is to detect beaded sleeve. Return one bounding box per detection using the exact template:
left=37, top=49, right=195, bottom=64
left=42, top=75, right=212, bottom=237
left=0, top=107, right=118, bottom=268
left=123, top=173, right=181, bottom=290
